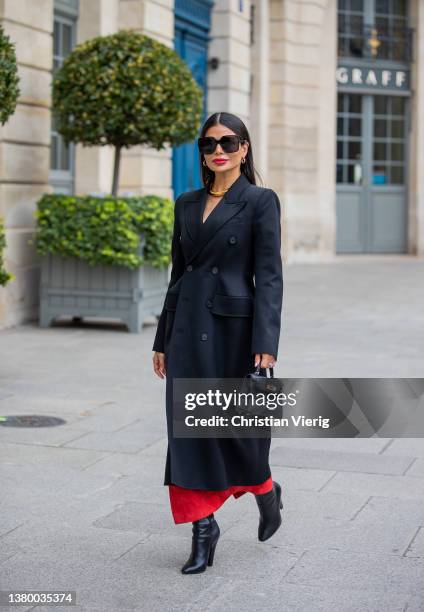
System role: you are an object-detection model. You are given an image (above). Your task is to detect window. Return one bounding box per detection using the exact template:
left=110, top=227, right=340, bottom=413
left=338, top=0, right=411, bottom=62
left=375, top=0, right=409, bottom=61
left=336, top=93, right=407, bottom=186
left=372, top=95, right=406, bottom=184
left=50, top=2, right=78, bottom=194
left=338, top=0, right=365, bottom=58
left=336, top=93, right=363, bottom=184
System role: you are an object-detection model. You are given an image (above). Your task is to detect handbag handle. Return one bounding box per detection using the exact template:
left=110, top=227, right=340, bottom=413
left=253, top=364, right=274, bottom=378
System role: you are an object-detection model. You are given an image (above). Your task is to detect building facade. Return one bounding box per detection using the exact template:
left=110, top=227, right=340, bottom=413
left=1, top=0, right=423, bottom=329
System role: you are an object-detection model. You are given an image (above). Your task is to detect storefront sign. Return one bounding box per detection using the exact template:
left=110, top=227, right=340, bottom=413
left=336, top=65, right=410, bottom=92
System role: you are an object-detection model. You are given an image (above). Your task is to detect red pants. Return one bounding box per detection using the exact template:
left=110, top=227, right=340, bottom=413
left=169, top=476, right=274, bottom=524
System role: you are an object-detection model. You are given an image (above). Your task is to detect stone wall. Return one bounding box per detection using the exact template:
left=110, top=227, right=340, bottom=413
left=267, top=0, right=336, bottom=263
left=208, top=0, right=252, bottom=123
left=0, top=0, right=177, bottom=330
left=1, top=0, right=422, bottom=330
left=0, top=0, right=53, bottom=327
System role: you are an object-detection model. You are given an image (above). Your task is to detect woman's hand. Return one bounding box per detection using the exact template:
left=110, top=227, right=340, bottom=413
left=153, top=351, right=166, bottom=378
left=254, top=353, right=276, bottom=369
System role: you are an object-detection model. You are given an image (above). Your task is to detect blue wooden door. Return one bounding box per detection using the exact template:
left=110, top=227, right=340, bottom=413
left=173, top=0, right=213, bottom=198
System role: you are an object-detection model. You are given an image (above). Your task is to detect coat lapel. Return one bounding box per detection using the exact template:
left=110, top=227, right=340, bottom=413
left=183, top=173, right=251, bottom=265
left=183, top=190, right=207, bottom=244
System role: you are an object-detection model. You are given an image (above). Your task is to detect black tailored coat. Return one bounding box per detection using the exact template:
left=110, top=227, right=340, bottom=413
left=152, top=172, right=283, bottom=490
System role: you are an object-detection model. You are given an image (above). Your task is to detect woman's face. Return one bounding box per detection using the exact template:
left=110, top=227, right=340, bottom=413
left=203, top=124, right=249, bottom=175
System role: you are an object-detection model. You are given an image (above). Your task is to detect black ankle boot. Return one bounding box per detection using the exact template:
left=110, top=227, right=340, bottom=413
left=255, top=480, right=283, bottom=542
left=181, top=513, right=220, bottom=574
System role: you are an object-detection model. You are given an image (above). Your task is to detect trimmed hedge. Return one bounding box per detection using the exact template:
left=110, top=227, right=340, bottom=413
left=0, top=217, right=13, bottom=286
left=32, top=194, right=174, bottom=270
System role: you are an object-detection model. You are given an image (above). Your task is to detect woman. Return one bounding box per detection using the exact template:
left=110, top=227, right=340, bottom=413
left=152, top=112, right=283, bottom=574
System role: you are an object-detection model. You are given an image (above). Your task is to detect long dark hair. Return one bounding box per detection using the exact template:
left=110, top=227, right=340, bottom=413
left=198, top=112, right=263, bottom=190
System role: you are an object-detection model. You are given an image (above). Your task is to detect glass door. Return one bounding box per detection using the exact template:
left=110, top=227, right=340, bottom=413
left=336, top=92, right=408, bottom=252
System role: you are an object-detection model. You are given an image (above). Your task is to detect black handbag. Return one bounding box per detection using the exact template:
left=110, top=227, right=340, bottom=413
left=244, top=364, right=283, bottom=395
left=236, top=364, right=284, bottom=417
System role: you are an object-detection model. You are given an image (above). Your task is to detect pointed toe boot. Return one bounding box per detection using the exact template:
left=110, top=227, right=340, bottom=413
left=181, top=513, right=220, bottom=574
left=255, top=480, right=283, bottom=542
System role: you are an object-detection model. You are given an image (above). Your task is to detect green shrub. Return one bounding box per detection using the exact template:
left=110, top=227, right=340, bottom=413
left=32, top=194, right=174, bottom=269
left=0, top=24, right=20, bottom=126
left=0, top=217, right=13, bottom=286
left=52, top=29, right=203, bottom=195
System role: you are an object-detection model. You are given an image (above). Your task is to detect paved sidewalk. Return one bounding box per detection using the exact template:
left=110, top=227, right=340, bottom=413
left=0, top=257, right=423, bottom=611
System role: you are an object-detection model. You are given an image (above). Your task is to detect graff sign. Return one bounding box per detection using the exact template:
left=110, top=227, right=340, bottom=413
left=336, top=65, right=410, bottom=92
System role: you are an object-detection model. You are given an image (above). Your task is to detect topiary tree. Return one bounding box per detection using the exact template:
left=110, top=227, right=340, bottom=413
left=0, top=23, right=20, bottom=126
left=52, top=30, right=203, bottom=195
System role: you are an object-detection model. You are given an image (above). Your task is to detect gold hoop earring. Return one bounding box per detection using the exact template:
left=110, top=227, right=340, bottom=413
left=202, top=159, right=207, bottom=166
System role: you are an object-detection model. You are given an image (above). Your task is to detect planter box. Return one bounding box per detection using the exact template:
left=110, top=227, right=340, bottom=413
left=39, top=250, right=169, bottom=333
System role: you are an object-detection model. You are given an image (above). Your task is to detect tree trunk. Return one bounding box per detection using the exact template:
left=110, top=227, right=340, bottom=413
left=112, top=144, right=122, bottom=196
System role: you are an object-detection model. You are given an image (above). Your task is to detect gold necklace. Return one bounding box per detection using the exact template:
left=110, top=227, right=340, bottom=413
left=209, top=187, right=228, bottom=196
left=209, top=174, right=241, bottom=196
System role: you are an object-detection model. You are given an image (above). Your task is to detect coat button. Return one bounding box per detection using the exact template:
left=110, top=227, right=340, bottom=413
left=186, top=265, right=193, bottom=272
left=211, top=266, right=219, bottom=274
left=229, top=236, right=237, bottom=244
left=206, top=299, right=212, bottom=308
left=201, top=333, right=208, bottom=341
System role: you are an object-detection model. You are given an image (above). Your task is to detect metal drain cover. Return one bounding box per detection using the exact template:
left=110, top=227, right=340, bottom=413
left=0, top=415, right=66, bottom=427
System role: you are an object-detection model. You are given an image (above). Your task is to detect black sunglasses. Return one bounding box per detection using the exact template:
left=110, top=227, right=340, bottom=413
left=197, top=135, right=246, bottom=155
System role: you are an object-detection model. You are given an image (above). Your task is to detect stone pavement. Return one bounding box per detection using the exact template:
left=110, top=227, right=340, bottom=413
left=0, top=256, right=423, bottom=612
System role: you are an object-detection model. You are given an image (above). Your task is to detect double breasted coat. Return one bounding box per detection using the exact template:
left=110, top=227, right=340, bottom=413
left=152, top=172, right=283, bottom=490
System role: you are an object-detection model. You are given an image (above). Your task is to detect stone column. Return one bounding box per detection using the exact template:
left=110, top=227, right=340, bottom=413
left=118, top=0, right=175, bottom=199
left=208, top=0, right=252, bottom=123
left=250, top=0, right=270, bottom=184
left=0, top=0, right=53, bottom=328
left=268, top=0, right=337, bottom=263
left=74, top=0, right=119, bottom=196
left=317, top=0, right=337, bottom=259
left=409, top=0, right=424, bottom=255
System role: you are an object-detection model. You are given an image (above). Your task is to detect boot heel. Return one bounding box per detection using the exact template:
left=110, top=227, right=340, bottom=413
left=277, top=483, right=283, bottom=509
left=208, top=539, right=218, bottom=566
